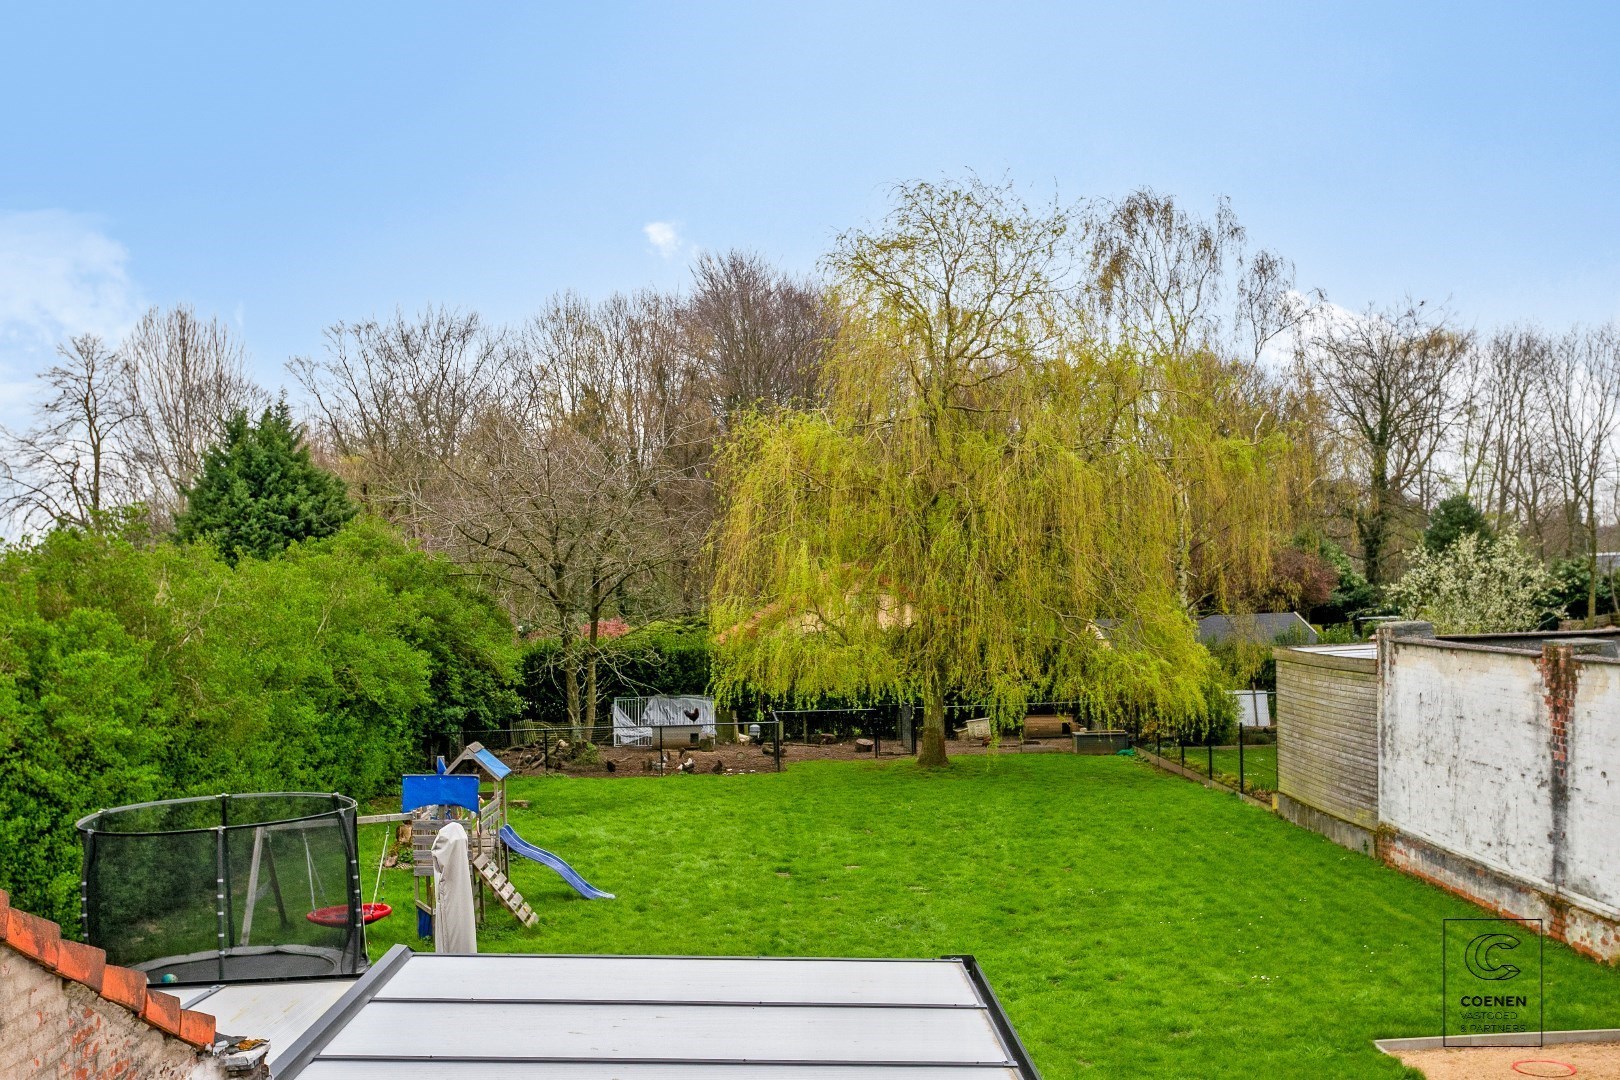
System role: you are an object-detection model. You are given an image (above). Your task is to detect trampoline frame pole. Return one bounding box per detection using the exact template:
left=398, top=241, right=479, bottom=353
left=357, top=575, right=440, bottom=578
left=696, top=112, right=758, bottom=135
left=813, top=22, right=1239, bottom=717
left=344, top=797, right=362, bottom=970
left=215, top=820, right=229, bottom=983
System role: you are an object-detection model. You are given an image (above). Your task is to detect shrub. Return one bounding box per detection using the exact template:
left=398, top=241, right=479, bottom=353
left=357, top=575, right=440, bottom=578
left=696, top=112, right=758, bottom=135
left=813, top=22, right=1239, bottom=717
left=1388, top=533, right=1562, bottom=634
left=0, top=517, right=517, bottom=927
left=519, top=618, right=712, bottom=726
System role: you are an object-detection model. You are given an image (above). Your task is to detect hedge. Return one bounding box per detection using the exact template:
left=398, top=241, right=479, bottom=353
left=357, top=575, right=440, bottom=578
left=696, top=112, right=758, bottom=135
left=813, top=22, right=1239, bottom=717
left=518, top=618, right=712, bottom=727
left=0, top=517, right=518, bottom=928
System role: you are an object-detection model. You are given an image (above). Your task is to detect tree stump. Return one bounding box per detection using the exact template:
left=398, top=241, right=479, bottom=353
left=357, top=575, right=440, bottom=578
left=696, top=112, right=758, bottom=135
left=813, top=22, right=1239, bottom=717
left=854, top=738, right=874, bottom=753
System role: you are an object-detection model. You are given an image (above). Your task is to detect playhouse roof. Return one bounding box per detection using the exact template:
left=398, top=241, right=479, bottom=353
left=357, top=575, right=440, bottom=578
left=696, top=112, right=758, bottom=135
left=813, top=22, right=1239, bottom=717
left=443, top=741, right=511, bottom=781
left=270, top=946, right=1037, bottom=1078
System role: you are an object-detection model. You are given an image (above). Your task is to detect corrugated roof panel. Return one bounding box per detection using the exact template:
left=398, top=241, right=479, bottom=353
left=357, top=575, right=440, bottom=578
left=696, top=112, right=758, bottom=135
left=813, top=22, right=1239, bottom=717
left=317, top=1001, right=1012, bottom=1065
left=1289, top=643, right=1377, bottom=659
left=275, top=949, right=1039, bottom=1078
left=375, top=954, right=981, bottom=1006
left=183, top=978, right=351, bottom=1072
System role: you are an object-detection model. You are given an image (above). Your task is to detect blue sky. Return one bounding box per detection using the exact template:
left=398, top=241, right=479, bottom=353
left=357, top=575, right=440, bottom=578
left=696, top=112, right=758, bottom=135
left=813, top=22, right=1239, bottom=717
left=2, top=2, right=1618, bottom=402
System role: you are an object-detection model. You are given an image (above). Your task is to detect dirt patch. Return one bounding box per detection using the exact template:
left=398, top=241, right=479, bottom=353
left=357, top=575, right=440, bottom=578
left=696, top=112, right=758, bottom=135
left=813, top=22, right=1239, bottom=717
left=1395, top=1042, right=1620, bottom=1078
left=498, top=737, right=1082, bottom=778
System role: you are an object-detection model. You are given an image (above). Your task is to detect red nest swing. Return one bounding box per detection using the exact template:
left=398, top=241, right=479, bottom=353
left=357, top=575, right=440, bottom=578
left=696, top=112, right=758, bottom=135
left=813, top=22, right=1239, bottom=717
left=306, top=903, right=392, bottom=927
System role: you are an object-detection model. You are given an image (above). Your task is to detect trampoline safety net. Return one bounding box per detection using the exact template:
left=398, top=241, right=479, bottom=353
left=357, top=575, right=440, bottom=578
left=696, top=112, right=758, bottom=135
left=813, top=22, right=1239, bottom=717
left=78, top=793, right=367, bottom=985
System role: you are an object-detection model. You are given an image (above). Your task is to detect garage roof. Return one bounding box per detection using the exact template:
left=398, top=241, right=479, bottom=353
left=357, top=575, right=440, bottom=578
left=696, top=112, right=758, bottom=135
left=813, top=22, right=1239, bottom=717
left=277, top=947, right=1038, bottom=1078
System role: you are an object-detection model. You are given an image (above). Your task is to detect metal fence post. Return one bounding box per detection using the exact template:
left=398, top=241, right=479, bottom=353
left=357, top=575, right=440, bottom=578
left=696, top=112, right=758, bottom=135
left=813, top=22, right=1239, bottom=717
left=542, top=730, right=550, bottom=774
left=1238, top=719, right=1245, bottom=794
left=775, top=721, right=782, bottom=772
left=1207, top=740, right=1213, bottom=780
left=1180, top=740, right=1185, bottom=768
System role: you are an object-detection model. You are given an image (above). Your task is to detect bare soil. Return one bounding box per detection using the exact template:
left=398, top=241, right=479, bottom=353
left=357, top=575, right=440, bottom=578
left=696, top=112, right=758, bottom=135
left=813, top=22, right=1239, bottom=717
left=1395, top=1042, right=1620, bottom=1078
left=497, top=736, right=1079, bottom=778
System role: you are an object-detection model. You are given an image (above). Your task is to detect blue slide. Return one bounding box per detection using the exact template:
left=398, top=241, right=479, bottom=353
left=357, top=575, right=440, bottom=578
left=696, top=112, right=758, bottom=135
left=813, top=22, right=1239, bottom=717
left=498, top=824, right=616, bottom=900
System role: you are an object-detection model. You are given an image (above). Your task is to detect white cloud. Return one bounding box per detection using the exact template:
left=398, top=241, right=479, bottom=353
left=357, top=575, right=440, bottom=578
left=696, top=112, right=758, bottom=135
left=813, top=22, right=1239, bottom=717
left=643, top=220, right=683, bottom=260
left=0, top=210, right=143, bottom=422
left=0, top=210, right=141, bottom=345
left=1256, top=291, right=1364, bottom=371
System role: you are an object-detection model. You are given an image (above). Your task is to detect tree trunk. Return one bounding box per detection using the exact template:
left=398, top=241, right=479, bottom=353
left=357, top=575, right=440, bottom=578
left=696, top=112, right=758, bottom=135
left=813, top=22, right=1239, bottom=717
left=563, top=646, right=582, bottom=740
left=917, top=683, right=949, bottom=768
left=1360, top=444, right=1390, bottom=586
left=585, top=647, right=599, bottom=736
left=1587, top=504, right=1600, bottom=630
left=1174, top=487, right=1193, bottom=612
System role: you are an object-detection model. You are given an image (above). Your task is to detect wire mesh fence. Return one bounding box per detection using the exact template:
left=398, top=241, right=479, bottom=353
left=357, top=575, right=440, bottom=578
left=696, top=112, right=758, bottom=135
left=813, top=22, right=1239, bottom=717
left=420, top=702, right=1277, bottom=793
left=425, top=720, right=789, bottom=775
left=1134, top=724, right=1277, bottom=798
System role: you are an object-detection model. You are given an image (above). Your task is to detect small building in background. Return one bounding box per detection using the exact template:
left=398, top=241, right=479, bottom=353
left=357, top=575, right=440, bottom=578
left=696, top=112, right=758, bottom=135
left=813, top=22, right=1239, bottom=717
left=1197, top=611, right=1318, bottom=648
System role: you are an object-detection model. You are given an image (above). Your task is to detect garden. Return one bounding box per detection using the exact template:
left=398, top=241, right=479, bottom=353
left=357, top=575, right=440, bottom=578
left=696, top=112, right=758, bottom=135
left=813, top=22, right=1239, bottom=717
left=360, top=755, right=1620, bottom=1079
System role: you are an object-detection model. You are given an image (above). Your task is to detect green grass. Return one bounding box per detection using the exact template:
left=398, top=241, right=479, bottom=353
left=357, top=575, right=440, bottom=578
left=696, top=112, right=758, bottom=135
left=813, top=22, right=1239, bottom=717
left=1168, top=743, right=1278, bottom=792
left=359, top=756, right=1620, bottom=1078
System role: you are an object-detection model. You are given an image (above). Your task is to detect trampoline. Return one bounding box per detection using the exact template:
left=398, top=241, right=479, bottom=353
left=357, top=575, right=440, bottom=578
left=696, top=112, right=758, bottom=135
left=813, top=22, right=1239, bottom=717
left=78, top=793, right=369, bottom=985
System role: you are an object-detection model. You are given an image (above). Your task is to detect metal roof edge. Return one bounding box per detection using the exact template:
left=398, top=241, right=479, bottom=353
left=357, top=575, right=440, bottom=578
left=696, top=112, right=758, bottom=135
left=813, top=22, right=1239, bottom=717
left=274, top=944, right=412, bottom=1078
left=945, top=954, right=1042, bottom=1080
left=401, top=950, right=967, bottom=963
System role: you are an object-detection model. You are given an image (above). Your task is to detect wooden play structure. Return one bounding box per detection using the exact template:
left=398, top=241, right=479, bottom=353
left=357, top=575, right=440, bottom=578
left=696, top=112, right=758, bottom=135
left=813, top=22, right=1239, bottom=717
left=405, top=744, right=538, bottom=934
left=401, top=741, right=614, bottom=940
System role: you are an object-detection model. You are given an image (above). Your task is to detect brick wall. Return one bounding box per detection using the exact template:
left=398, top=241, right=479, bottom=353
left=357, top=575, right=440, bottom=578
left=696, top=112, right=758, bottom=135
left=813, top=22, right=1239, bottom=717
left=0, top=945, right=216, bottom=1079
left=0, top=890, right=223, bottom=1080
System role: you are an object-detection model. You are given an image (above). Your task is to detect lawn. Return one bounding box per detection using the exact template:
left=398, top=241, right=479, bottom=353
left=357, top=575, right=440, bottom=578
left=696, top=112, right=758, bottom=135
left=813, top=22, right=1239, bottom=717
left=360, top=755, right=1620, bottom=1078
left=1162, top=742, right=1279, bottom=793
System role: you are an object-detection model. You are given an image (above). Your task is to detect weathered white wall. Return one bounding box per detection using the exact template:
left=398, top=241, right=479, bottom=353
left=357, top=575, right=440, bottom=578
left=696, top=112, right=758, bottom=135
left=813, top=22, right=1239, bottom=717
left=1380, top=638, right=1620, bottom=934
left=1379, top=643, right=1553, bottom=888
left=1567, top=659, right=1620, bottom=911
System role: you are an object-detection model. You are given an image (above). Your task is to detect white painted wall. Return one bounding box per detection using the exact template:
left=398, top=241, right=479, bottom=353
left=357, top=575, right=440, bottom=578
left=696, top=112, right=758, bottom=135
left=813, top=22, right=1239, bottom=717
left=1567, top=659, right=1620, bottom=910
left=1380, top=640, right=1620, bottom=918
left=1380, top=643, right=1553, bottom=887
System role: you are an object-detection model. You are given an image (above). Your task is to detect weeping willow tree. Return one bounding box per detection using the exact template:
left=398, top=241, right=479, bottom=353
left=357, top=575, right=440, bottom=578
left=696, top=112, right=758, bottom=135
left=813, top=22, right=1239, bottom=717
left=710, top=177, right=1283, bottom=766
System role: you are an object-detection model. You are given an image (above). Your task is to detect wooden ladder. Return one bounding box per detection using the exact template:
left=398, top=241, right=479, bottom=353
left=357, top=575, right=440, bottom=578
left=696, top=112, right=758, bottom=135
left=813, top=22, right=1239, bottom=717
left=472, top=853, right=539, bottom=927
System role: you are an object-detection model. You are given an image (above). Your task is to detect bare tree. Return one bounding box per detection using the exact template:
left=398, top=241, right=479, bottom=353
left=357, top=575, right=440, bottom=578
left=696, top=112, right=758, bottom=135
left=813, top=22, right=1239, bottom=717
left=499, top=291, right=707, bottom=728
left=118, top=304, right=265, bottom=522
left=1303, top=301, right=1471, bottom=586
left=289, top=307, right=503, bottom=528
left=1457, top=327, right=1557, bottom=550
left=682, top=250, right=833, bottom=420
left=295, top=297, right=706, bottom=732
left=0, top=335, right=136, bottom=532
left=1082, top=189, right=1312, bottom=362
left=1541, top=324, right=1620, bottom=625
